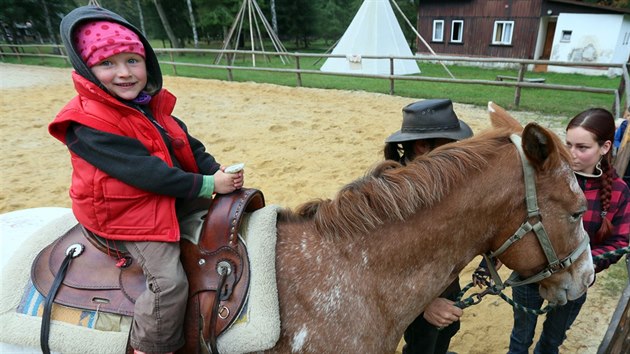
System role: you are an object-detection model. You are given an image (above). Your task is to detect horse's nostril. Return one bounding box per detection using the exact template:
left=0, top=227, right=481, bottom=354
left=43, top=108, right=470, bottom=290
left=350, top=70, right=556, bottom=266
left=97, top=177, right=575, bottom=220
left=585, top=272, right=595, bottom=287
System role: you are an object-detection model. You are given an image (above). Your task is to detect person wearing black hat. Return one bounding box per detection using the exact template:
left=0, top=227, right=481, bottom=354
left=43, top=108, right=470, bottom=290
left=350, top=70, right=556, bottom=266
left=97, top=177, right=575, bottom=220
left=384, top=99, right=473, bottom=354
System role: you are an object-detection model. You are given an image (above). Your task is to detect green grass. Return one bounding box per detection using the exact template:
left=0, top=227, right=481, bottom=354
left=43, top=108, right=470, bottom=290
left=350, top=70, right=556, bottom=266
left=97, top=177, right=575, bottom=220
left=597, top=258, right=629, bottom=298
left=1, top=43, right=622, bottom=118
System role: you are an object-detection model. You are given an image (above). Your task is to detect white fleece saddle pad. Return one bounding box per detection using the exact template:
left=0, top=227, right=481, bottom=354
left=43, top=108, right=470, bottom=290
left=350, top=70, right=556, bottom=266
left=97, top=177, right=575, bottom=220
left=0, top=205, right=281, bottom=354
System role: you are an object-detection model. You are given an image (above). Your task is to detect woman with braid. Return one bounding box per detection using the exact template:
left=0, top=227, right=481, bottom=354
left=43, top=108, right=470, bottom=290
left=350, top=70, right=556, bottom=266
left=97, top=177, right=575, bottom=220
left=506, top=108, right=630, bottom=354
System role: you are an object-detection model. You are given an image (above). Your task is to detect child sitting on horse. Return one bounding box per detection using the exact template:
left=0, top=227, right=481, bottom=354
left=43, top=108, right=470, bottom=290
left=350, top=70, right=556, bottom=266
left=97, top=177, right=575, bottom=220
left=49, top=5, right=244, bottom=354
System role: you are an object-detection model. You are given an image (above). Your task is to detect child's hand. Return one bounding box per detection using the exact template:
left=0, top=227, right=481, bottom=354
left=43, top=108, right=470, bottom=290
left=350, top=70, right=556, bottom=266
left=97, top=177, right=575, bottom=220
left=213, top=168, right=244, bottom=194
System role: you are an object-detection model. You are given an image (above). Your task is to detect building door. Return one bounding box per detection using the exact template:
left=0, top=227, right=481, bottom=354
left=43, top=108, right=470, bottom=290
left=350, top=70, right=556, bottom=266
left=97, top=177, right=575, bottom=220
left=534, top=20, right=556, bottom=72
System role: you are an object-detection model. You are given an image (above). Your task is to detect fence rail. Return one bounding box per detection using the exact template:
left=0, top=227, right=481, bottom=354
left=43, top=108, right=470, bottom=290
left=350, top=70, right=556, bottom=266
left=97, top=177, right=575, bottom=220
left=1, top=43, right=628, bottom=117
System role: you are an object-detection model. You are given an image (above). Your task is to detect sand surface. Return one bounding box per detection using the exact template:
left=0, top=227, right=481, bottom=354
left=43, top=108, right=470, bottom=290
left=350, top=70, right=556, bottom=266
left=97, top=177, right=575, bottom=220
left=0, top=63, right=623, bottom=353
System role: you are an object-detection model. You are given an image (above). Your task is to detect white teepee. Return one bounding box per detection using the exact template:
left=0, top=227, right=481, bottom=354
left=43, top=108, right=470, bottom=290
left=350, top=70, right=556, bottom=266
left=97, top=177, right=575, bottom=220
left=320, top=0, right=420, bottom=75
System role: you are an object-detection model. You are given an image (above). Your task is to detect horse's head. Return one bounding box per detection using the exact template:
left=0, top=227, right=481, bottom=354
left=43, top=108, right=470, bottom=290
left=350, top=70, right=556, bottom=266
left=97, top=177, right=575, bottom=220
left=486, top=102, right=594, bottom=305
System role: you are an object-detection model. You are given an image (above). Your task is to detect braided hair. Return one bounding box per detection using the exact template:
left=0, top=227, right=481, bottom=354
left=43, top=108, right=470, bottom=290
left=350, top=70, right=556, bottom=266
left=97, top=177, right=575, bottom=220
left=566, top=108, right=616, bottom=243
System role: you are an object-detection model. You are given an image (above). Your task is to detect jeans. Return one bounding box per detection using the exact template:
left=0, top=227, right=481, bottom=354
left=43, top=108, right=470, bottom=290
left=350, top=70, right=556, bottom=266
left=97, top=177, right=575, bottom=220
left=507, top=282, right=587, bottom=354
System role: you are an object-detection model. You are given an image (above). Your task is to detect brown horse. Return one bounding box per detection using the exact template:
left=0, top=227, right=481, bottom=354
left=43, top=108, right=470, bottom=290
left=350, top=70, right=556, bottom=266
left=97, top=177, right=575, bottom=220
left=0, top=103, right=593, bottom=354
left=267, top=103, right=594, bottom=353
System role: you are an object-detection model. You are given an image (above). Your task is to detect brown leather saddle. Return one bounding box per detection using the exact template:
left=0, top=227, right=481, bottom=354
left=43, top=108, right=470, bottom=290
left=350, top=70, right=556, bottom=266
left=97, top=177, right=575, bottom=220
left=31, top=188, right=265, bottom=354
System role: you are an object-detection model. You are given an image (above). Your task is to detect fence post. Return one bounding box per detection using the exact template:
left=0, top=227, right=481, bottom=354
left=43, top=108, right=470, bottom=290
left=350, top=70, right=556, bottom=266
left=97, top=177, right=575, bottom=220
left=296, top=55, right=302, bottom=87
left=16, top=45, right=22, bottom=63
left=614, top=90, right=621, bottom=118
left=389, top=57, right=395, bottom=95
left=227, top=66, right=233, bottom=82
left=617, top=63, right=629, bottom=117
left=60, top=45, right=70, bottom=65
left=36, top=46, right=44, bottom=64
left=514, top=63, right=525, bottom=106
left=169, top=51, right=178, bottom=76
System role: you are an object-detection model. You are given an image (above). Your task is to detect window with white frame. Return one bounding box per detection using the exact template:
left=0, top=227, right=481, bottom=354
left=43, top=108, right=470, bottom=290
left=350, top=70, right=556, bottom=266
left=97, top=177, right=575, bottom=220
left=433, top=20, right=444, bottom=42
left=492, top=21, right=514, bottom=45
left=451, top=20, right=463, bottom=43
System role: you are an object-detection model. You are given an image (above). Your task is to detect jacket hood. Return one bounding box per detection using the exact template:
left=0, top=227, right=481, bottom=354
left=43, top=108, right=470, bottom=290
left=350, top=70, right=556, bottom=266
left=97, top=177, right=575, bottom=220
left=60, top=5, right=162, bottom=95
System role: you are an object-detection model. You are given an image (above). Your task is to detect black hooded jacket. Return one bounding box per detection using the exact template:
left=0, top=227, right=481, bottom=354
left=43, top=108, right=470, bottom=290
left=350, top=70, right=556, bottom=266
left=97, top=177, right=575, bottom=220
left=60, top=5, right=162, bottom=94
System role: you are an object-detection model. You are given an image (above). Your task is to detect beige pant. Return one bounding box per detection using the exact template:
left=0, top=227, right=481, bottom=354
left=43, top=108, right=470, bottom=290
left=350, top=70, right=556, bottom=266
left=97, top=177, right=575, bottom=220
left=124, top=241, right=188, bottom=353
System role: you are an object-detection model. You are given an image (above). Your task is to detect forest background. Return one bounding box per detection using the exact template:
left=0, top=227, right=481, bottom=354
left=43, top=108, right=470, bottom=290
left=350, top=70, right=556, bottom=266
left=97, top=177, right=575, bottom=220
left=3, top=0, right=630, bottom=54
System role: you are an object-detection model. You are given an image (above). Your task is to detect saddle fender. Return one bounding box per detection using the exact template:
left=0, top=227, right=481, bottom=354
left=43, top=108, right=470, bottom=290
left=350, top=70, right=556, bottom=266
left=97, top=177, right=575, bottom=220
left=179, top=188, right=265, bottom=353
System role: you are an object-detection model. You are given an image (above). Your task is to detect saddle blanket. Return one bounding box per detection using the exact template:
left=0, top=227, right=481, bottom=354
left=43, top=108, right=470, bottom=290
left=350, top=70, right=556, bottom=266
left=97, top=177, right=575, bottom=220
left=0, top=205, right=281, bottom=354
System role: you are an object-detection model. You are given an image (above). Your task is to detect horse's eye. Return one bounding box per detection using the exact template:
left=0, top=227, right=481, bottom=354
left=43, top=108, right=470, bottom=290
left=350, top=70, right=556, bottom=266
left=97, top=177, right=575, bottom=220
left=569, top=211, right=584, bottom=223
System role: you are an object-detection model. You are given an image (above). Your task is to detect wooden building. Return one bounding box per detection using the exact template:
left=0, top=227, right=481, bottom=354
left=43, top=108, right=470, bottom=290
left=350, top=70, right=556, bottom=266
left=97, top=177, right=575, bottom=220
left=415, top=0, right=630, bottom=74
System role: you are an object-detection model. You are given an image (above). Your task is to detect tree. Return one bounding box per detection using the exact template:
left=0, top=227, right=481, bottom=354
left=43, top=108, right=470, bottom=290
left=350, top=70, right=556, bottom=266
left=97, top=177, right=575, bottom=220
left=270, top=0, right=277, bottom=34
left=186, top=0, right=199, bottom=48
left=193, top=0, right=241, bottom=43
left=135, top=0, right=146, bottom=36
left=276, top=0, right=316, bottom=48
left=152, top=0, right=182, bottom=47
left=316, top=0, right=354, bottom=45
left=0, top=0, right=75, bottom=44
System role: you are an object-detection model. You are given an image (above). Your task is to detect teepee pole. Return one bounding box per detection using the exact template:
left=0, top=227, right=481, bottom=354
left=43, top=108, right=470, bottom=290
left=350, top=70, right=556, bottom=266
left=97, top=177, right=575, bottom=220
left=389, top=0, right=455, bottom=79
left=217, top=0, right=289, bottom=66
left=313, top=38, right=339, bottom=66
left=215, top=0, right=246, bottom=64
left=247, top=0, right=256, bottom=66
left=251, top=7, right=270, bottom=63
left=233, top=10, right=246, bottom=64
left=252, top=0, right=289, bottom=63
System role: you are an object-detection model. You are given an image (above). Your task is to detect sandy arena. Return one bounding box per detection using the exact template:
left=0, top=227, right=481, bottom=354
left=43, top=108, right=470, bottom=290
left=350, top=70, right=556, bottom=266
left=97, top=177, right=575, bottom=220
left=0, top=63, right=623, bottom=353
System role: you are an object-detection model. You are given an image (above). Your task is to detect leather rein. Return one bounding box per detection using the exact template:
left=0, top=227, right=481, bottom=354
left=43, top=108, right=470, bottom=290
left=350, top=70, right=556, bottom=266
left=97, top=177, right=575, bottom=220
left=482, top=134, right=590, bottom=290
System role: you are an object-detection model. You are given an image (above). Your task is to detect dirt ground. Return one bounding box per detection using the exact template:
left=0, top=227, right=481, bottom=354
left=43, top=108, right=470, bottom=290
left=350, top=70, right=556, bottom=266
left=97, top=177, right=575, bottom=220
left=0, top=63, right=623, bottom=353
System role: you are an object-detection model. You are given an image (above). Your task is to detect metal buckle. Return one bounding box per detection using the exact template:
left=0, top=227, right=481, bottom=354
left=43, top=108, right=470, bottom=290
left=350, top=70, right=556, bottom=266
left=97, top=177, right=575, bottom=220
left=471, top=286, right=502, bottom=305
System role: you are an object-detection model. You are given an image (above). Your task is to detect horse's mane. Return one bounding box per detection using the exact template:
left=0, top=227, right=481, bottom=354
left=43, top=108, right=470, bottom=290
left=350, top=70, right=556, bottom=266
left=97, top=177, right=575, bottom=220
left=278, top=126, right=566, bottom=240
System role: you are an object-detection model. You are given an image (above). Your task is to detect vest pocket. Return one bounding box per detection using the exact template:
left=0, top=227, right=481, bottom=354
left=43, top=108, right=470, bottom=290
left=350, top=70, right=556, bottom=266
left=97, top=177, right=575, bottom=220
left=101, top=178, right=158, bottom=230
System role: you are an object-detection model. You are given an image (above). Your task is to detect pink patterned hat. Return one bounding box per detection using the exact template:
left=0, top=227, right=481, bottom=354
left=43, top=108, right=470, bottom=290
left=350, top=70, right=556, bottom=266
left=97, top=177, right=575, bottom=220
left=74, top=20, right=145, bottom=67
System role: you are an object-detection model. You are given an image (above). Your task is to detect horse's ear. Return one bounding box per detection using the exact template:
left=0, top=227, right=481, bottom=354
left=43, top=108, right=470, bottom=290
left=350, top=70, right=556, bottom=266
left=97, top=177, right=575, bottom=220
left=488, top=101, right=523, bottom=131
left=522, top=122, right=560, bottom=169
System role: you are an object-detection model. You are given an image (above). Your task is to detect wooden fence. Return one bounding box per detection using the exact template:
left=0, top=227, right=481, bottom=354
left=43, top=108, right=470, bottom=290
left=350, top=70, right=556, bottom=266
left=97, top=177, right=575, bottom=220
left=597, top=257, right=630, bottom=354
left=1, top=43, right=628, bottom=117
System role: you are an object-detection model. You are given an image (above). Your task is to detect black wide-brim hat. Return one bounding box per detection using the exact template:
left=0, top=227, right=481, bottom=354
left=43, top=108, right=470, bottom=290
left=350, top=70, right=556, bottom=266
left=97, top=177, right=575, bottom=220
left=385, top=99, right=473, bottom=143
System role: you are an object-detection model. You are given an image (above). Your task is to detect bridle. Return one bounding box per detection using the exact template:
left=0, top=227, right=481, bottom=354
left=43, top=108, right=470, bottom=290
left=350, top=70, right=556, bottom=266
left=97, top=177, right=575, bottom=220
left=482, top=134, right=590, bottom=290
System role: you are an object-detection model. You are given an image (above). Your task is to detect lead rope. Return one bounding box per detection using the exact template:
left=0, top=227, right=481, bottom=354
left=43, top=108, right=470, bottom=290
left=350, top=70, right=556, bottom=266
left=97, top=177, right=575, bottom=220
left=455, top=247, right=630, bottom=315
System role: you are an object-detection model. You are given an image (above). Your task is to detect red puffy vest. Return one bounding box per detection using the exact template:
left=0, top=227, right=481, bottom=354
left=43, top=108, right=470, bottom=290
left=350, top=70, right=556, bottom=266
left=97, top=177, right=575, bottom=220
left=49, top=72, right=199, bottom=242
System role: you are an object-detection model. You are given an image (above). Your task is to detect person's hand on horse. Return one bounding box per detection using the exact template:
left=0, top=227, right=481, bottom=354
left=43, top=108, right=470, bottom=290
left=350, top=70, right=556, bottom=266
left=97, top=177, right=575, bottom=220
left=214, top=168, right=244, bottom=194
left=422, top=297, right=463, bottom=328
left=472, top=259, right=503, bottom=288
